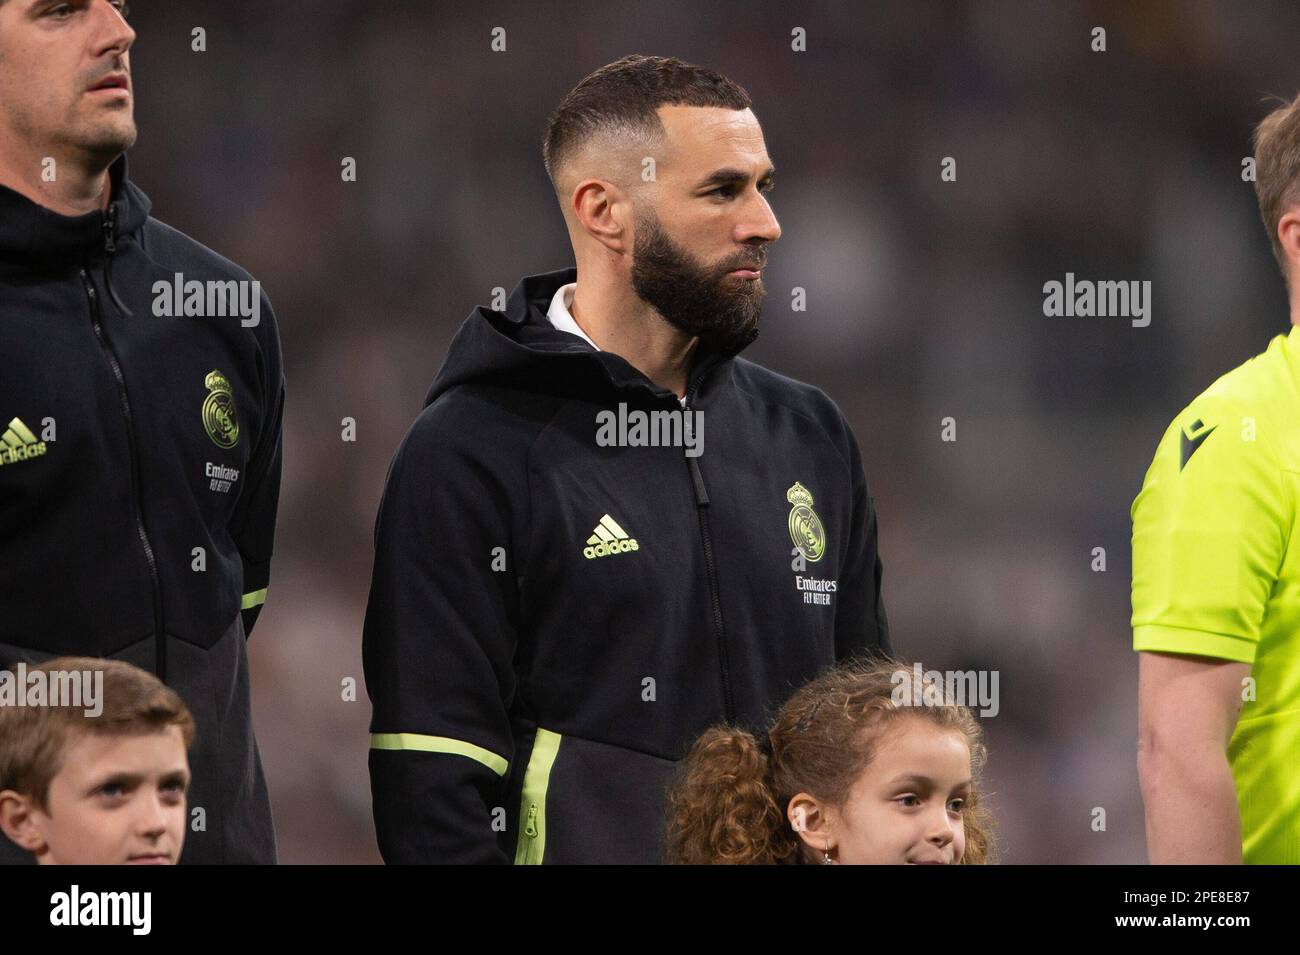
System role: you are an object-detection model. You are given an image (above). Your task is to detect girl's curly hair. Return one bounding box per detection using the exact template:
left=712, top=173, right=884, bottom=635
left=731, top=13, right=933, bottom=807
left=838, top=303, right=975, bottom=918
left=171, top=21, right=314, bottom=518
left=665, top=656, right=997, bottom=864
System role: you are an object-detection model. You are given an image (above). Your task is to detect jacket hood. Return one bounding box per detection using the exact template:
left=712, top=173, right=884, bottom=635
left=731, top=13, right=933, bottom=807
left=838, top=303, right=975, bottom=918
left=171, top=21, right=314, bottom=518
left=0, top=153, right=151, bottom=266
left=424, top=266, right=759, bottom=407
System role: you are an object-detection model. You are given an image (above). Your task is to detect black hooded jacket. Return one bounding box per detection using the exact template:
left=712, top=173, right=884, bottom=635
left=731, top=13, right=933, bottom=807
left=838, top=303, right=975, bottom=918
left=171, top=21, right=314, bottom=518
left=363, top=267, right=889, bottom=864
left=0, top=156, right=284, bottom=864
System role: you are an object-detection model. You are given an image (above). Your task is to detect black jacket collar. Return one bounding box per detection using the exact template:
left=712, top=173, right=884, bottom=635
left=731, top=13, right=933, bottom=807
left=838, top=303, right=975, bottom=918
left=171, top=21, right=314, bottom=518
left=0, top=153, right=151, bottom=265
left=425, top=267, right=759, bottom=408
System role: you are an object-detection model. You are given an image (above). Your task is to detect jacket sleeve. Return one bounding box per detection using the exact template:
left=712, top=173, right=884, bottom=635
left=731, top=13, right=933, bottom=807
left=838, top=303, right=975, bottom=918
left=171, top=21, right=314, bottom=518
left=834, top=426, right=891, bottom=661
left=362, top=399, right=521, bottom=864
left=231, top=289, right=285, bottom=639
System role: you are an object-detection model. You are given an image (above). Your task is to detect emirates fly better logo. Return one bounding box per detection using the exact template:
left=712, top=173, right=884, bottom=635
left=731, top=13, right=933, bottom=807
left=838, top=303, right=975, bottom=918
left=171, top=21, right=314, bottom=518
left=787, top=482, right=836, bottom=606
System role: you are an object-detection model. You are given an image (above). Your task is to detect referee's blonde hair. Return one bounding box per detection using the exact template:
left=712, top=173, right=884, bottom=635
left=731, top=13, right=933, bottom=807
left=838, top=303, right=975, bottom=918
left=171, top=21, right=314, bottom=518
left=1253, top=92, right=1300, bottom=286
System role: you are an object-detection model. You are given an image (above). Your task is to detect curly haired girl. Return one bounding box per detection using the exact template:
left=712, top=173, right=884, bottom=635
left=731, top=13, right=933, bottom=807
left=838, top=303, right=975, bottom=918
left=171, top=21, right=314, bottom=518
left=666, top=657, right=996, bottom=864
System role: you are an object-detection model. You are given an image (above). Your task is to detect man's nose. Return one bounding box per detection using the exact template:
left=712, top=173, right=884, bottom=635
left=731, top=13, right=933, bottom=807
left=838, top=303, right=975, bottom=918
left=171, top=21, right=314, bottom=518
left=737, top=192, right=781, bottom=245
left=91, top=0, right=137, bottom=60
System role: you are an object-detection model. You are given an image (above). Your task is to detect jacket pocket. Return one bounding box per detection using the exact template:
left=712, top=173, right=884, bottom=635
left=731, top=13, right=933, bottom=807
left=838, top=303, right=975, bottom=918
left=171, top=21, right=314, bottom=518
left=519, top=732, right=680, bottom=864
left=513, top=727, right=562, bottom=865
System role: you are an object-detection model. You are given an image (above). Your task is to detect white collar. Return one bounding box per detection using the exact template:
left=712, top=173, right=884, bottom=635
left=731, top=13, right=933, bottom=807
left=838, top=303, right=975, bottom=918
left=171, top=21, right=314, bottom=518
left=544, top=281, right=687, bottom=407
left=545, top=282, right=597, bottom=349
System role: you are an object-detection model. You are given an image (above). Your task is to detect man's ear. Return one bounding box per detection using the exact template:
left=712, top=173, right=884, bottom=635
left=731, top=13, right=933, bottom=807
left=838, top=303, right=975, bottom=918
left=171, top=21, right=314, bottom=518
left=0, top=789, right=48, bottom=854
left=571, top=176, right=637, bottom=256
left=787, top=792, right=837, bottom=855
left=1276, top=205, right=1300, bottom=285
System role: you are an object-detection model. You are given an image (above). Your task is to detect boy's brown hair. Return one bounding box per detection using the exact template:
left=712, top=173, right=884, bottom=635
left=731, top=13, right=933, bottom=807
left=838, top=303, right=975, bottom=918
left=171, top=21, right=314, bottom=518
left=1253, top=92, right=1300, bottom=286
left=0, top=656, right=195, bottom=812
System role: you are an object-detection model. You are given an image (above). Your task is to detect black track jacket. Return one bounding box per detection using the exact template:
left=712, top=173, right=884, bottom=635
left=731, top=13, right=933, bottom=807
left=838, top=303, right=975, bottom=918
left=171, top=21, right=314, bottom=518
left=364, top=267, right=889, bottom=864
left=0, top=156, right=284, bottom=864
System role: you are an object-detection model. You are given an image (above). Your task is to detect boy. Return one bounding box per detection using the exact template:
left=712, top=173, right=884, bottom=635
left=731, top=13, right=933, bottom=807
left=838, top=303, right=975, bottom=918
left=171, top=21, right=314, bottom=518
left=0, top=657, right=194, bottom=865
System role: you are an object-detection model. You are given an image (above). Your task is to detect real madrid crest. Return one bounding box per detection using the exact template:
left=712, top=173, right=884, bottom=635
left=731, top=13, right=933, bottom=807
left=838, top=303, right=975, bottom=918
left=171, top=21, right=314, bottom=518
left=786, top=481, right=826, bottom=562
left=202, top=370, right=240, bottom=449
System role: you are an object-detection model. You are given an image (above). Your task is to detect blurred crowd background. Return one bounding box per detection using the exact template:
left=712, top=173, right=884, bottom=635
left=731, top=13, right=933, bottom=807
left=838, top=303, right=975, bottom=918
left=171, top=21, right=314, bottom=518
left=126, top=0, right=1300, bottom=862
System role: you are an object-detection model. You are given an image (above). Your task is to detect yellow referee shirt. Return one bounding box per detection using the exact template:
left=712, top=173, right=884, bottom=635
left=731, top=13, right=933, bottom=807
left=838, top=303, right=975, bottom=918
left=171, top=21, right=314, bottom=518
left=1132, top=324, right=1300, bottom=863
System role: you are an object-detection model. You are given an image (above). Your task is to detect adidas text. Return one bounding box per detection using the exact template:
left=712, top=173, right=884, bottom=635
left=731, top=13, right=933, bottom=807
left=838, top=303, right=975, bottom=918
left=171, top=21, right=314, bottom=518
left=0, top=417, right=47, bottom=467
left=583, top=514, right=640, bottom=559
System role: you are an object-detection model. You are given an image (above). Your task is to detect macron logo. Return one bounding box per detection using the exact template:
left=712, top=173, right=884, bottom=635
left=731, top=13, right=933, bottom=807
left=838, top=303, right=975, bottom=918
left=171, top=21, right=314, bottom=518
left=1179, top=419, right=1217, bottom=471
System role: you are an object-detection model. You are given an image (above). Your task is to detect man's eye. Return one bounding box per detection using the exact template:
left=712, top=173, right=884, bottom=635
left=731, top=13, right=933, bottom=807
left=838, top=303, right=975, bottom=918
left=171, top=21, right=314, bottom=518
left=97, top=784, right=124, bottom=798
left=710, top=183, right=774, bottom=199
left=46, top=4, right=75, bottom=17
left=111, top=0, right=131, bottom=16
left=896, top=795, right=920, bottom=808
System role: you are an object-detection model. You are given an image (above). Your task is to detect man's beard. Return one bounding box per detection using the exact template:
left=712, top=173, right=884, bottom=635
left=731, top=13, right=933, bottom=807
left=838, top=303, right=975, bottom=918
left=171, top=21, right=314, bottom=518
left=630, top=208, right=766, bottom=352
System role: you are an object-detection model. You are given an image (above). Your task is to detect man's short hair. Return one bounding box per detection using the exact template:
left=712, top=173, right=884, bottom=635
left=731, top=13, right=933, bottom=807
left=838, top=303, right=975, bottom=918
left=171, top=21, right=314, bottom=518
left=542, top=54, right=752, bottom=193
left=0, top=657, right=195, bottom=812
left=1252, top=92, right=1300, bottom=285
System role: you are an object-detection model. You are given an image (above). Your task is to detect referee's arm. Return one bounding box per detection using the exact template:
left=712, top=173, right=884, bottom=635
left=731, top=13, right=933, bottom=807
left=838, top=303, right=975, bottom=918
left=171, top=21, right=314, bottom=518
left=1137, top=651, right=1248, bottom=863
left=1131, top=395, right=1286, bottom=863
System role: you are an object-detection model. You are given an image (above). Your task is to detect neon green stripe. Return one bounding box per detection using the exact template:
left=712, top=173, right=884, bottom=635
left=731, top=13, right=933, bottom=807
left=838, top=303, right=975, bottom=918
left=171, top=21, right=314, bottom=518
left=370, top=733, right=508, bottom=777
left=240, top=588, right=268, bottom=610
left=514, top=727, right=562, bottom=865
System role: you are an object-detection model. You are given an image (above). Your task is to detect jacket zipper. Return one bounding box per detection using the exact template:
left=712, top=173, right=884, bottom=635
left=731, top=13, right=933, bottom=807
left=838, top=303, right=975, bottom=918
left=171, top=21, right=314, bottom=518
left=682, top=376, right=735, bottom=724
left=514, top=728, right=561, bottom=863
left=81, top=213, right=166, bottom=678
left=519, top=803, right=540, bottom=864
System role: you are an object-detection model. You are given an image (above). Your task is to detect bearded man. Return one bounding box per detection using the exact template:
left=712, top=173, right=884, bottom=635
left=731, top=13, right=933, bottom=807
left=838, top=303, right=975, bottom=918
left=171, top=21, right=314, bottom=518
left=362, top=54, right=890, bottom=864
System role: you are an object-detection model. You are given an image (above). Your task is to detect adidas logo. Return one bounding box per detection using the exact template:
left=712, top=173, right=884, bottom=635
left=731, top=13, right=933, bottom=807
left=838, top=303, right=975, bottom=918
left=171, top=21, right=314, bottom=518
left=583, top=514, right=640, bottom=559
left=0, top=417, right=47, bottom=468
